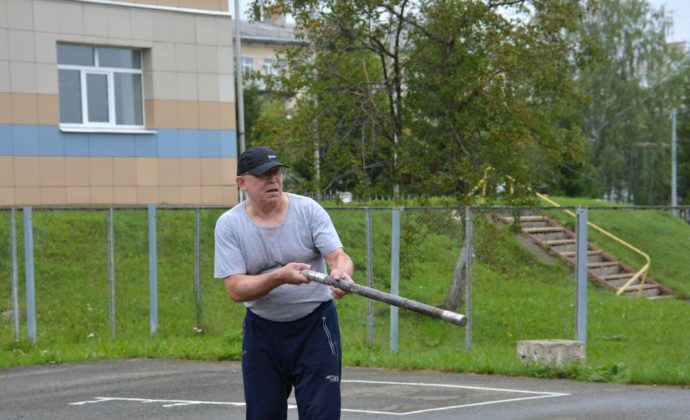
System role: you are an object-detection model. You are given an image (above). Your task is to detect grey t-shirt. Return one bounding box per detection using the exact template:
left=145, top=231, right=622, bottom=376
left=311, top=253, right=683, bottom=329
left=214, top=193, right=342, bottom=321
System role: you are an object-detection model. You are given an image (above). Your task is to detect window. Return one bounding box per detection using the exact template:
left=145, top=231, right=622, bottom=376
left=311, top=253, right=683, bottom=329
left=57, top=44, right=144, bottom=130
left=261, top=58, right=274, bottom=75
left=241, top=56, right=254, bottom=74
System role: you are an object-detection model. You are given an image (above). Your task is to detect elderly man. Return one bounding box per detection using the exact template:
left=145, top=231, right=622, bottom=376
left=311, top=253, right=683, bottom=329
left=214, top=146, right=354, bottom=419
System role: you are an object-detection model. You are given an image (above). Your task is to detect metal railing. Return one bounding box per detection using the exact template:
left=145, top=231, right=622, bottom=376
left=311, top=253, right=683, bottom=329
left=535, top=193, right=651, bottom=296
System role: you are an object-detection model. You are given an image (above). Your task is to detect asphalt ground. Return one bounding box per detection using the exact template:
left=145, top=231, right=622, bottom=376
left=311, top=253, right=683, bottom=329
left=1, top=359, right=689, bottom=419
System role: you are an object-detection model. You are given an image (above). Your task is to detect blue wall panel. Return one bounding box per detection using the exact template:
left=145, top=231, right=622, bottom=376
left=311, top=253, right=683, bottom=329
left=0, top=124, right=237, bottom=158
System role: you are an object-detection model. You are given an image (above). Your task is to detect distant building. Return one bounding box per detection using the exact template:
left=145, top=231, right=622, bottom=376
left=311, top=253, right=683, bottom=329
left=239, top=14, right=300, bottom=92
left=1, top=0, right=238, bottom=206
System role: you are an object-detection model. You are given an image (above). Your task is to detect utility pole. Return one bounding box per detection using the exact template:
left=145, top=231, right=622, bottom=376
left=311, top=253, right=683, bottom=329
left=672, top=108, right=678, bottom=208
left=234, top=0, right=246, bottom=202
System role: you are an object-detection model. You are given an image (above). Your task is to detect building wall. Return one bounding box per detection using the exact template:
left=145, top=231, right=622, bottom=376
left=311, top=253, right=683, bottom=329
left=0, top=0, right=238, bottom=206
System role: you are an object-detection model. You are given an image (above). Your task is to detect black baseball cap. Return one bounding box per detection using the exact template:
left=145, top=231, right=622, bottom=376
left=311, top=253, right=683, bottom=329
left=237, top=146, right=288, bottom=176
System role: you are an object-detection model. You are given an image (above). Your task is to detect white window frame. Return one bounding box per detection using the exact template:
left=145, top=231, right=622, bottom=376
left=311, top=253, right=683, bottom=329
left=58, top=45, right=150, bottom=133
left=241, top=56, right=255, bottom=74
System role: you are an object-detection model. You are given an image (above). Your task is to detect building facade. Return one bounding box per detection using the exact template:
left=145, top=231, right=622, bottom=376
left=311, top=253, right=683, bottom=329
left=0, top=0, right=238, bottom=206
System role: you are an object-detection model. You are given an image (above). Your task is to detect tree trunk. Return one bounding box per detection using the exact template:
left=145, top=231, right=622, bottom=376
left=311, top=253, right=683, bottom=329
left=443, top=245, right=467, bottom=311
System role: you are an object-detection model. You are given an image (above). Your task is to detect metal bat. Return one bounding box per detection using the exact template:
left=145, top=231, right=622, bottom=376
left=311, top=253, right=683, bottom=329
left=300, top=269, right=468, bottom=327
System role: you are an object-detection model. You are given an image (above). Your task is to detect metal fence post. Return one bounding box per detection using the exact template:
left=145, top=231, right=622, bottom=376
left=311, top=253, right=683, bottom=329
left=23, top=207, right=36, bottom=344
left=148, top=204, right=158, bottom=336
left=365, top=207, right=374, bottom=347
left=390, top=208, right=400, bottom=353
left=194, top=207, right=202, bottom=328
left=10, top=208, right=19, bottom=342
left=108, top=208, right=115, bottom=338
left=576, top=207, right=588, bottom=348
left=465, top=207, right=473, bottom=352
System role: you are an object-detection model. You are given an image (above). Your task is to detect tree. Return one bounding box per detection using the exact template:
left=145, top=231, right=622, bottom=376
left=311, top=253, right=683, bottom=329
left=576, top=0, right=689, bottom=204
left=403, top=0, right=588, bottom=198
left=251, top=0, right=590, bottom=199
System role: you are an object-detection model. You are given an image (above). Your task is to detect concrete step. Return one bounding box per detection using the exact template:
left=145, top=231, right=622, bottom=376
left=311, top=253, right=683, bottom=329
left=588, top=262, right=622, bottom=276
left=620, top=284, right=662, bottom=297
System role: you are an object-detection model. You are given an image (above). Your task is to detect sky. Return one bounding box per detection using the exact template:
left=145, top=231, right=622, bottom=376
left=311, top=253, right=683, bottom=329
left=649, top=0, right=690, bottom=44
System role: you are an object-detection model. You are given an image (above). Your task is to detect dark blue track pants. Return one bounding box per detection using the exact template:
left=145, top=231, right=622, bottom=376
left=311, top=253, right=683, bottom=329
left=242, top=300, right=342, bottom=420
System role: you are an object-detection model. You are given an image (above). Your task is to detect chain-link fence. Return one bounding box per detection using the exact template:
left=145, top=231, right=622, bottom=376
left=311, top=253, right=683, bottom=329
left=1, top=205, right=690, bottom=380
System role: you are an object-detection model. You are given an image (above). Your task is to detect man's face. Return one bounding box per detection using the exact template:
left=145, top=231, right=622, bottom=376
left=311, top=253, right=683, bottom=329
left=238, top=166, right=285, bottom=203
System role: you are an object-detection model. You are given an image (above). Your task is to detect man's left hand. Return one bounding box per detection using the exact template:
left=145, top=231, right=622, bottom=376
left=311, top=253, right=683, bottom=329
left=329, top=269, right=353, bottom=299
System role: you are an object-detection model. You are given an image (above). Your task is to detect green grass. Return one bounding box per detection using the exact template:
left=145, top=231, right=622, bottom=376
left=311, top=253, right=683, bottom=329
left=1, top=203, right=690, bottom=386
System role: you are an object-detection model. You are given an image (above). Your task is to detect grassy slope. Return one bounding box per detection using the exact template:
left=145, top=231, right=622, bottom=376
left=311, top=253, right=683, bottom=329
left=1, top=203, right=689, bottom=385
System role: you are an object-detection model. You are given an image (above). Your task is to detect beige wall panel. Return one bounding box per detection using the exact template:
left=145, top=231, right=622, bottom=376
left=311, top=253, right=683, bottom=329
left=0, top=187, right=15, bottom=206
left=89, top=158, right=114, bottom=186
left=8, top=30, right=36, bottom=62
left=58, top=1, right=85, bottom=36
left=36, top=63, right=59, bottom=95
left=0, top=92, right=10, bottom=123
left=64, top=157, right=90, bottom=186
left=158, top=158, right=181, bottom=186
left=39, top=157, right=66, bottom=187
left=198, top=101, right=220, bottom=130
left=177, top=101, right=199, bottom=129
left=0, top=157, right=14, bottom=186
left=130, top=9, right=154, bottom=41
left=33, top=0, right=60, bottom=33
left=201, top=185, right=223, bottom=205
left=6, top=0, right=33, bottom=31
left=151, top=100, right=178, bottom=128
left=151, top=71, right=177, bottom=100
left=114, top=186, right=138, bottom=204
left=195, top=45, right=217, bottom=73
left=175, top=44, right=197, bottom=73
left=218, top=74, right=234, bottom=102
left=107, top=7, right=132, bottom=39
left=151, top=10, right=175, bottom=43
left=136, top=158, right=159, bottom=185
left=144, top=100, right=155, bottom=127
left=200, top=158, right=221, bottom=184
left=0, top=29, right=8, bottom=61
left=197, top=73, right=219, bottom=102
left=219, top=102, right=235, bottom=130
left=178, top=158, right=201, bottom=185
left=14, top=157, right=40, bottom=187
left=90, top=186, right=115, bottom=204
left=37, top=94, right=59, bottom=125
left=113, top=158, right=138, bottom=186
left=10, top=94, right=38, bottom=124
left=220, top=158, right=236, bottom=185
left=173, top=13, right=196, bottom=44
left=34, top=32, right=58, bottom=64
left=195, top=15, right=217, bottom=45
left=10, top=62, right=37, bottom=93
left=151, top=42, right=176, bottom=72
left=65, top=187, right=91, bottom=205
left=217, top=46, right=233, bottom=75
left=214, top=16, right=232, bottom=46
left=177, top=72, right=198, bottom=101
left=179, top=185, right=202, bottom=203
left=0, top=60, right=9, bottom=92
left=40, top=187, right=66, bottom=205
left=83, top=5, right=109, bottom=38
left=136, top=185, right=159, bottom=204
left=159, top=185, right=181, bottom=203
left=15, top=187, right=41, bottom=205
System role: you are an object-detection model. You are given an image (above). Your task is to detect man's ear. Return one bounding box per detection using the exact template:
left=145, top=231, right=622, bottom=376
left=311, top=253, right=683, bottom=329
left=236, top=176, right=246, bottom=190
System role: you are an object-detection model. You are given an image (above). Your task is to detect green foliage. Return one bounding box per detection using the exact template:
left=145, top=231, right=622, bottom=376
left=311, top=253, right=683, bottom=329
left=249, top=0, right=591, bottom=199
left=575, top=0, right=690, bottom=204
